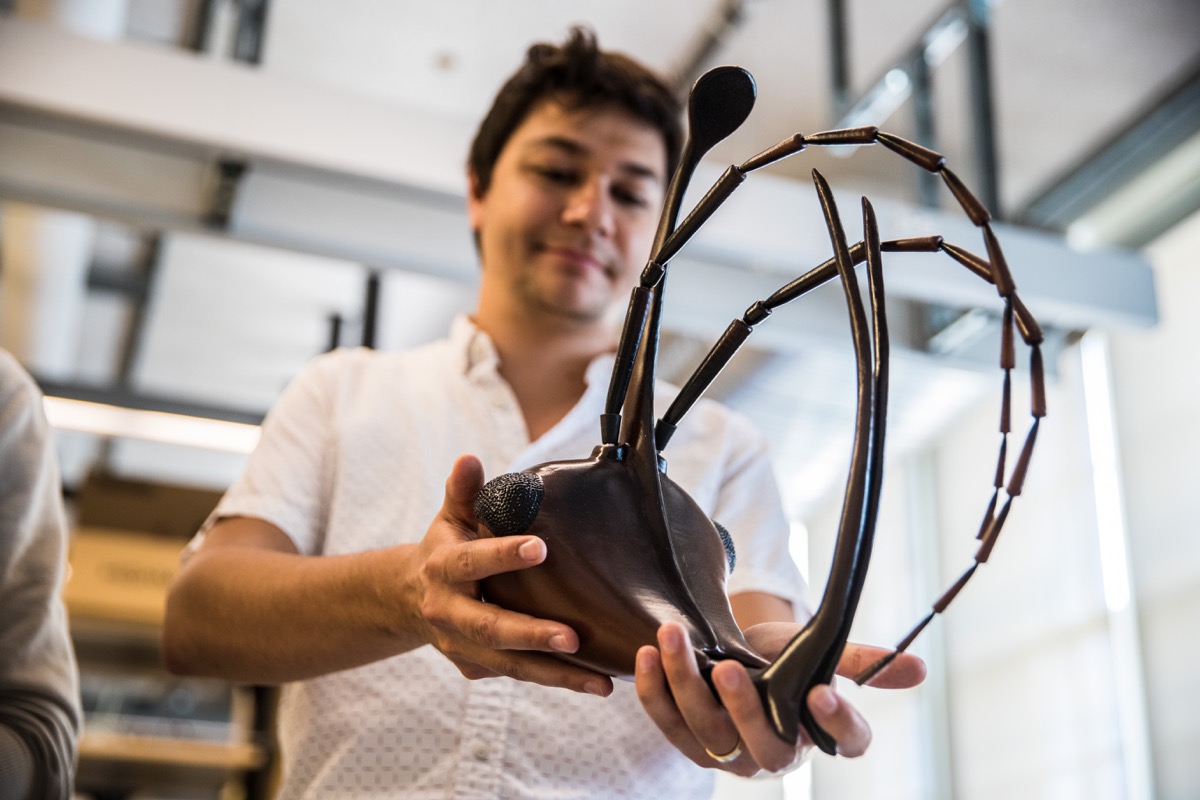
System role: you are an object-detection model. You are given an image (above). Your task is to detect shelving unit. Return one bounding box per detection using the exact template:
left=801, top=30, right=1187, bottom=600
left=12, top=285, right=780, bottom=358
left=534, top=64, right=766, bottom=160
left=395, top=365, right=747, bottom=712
left=63, top=477, right=274, bottom=800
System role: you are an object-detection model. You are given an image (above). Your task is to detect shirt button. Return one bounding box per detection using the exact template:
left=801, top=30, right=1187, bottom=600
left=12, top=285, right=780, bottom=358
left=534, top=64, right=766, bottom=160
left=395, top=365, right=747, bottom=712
left=471, top=741, right=491, bottom=761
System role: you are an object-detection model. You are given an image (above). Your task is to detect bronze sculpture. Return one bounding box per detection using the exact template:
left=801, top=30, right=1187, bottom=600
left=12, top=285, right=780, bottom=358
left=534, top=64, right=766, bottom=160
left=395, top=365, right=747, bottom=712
left=474, top=66, right=1045, bottom=755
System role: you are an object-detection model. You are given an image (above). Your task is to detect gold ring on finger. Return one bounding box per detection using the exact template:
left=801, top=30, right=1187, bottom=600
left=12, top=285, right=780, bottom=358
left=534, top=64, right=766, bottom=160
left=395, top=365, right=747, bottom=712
left=705, top=737, right=742, bottom=763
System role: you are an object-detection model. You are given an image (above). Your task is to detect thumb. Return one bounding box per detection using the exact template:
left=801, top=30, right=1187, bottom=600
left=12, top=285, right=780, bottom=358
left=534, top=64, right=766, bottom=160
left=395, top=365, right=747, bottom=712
left=836, top=643, right=927, bottom=689
left=441, top=454, right=485, bottom=528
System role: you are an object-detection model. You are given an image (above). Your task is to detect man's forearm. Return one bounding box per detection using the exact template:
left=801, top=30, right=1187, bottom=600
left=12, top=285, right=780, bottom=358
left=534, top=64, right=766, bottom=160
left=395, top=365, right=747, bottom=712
left=162, top=543, right=425, bottom=684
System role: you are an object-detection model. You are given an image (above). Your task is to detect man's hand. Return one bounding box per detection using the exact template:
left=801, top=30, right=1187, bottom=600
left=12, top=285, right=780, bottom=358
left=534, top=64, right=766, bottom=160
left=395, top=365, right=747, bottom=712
left=404, top=454, right=613, bottom=696
left=634, top=620, right=926, bottom=776
left=165, top=453, right=614, bottom=690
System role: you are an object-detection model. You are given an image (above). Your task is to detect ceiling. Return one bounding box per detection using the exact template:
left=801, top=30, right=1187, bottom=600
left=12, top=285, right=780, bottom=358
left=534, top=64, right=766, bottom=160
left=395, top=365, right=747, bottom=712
left=1, top=0, right=1196, bottom=519
left=240, top=0, right=1200, bottom=219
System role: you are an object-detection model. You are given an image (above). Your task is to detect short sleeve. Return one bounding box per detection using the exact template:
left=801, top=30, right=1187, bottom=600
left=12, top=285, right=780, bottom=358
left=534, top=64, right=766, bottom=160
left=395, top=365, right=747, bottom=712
left=712, top=421, right=810, bottom=617
left=194, top=353, right=341, bottom=555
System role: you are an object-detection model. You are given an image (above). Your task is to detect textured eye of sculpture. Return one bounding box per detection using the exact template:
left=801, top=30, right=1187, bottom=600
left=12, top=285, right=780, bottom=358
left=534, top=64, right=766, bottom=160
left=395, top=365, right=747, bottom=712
left=473, top=66, right=1046, bottom=755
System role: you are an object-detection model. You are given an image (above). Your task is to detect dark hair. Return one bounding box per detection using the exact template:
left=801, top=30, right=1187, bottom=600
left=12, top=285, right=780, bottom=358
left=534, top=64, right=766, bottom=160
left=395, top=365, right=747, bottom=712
left=468, top=27, right=682, bottom=197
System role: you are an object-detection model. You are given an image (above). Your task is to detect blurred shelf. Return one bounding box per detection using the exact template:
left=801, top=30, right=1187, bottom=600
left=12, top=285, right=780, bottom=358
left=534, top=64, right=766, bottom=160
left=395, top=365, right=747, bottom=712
left=81, top=734, right=265, bottom=767
left=78, top=731, right=266, bottom=792
left=63, top=502, right=275, bottom=799
left=81, top=731, right=265, bottom=769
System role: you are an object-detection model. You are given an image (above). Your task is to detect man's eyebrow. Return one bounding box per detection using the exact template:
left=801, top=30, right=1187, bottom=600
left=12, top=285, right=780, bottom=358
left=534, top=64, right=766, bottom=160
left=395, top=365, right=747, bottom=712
left=527, top=135, right=663, bottom=183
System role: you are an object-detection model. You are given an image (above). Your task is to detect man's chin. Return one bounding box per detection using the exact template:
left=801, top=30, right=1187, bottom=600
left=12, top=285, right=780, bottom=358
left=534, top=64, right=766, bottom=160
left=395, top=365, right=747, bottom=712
left=533, top=297, right=613, bottom=327
left=518, top=278, right=622, bottom=327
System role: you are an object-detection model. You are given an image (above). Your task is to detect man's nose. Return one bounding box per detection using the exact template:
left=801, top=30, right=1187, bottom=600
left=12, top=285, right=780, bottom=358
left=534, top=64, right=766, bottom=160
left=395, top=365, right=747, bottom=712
left=562, top=179, right=615, bottom=237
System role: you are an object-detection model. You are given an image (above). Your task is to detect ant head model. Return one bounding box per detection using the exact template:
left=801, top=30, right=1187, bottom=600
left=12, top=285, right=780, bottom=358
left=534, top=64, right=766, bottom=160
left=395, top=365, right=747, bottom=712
left=474, top=65, right=1046, bottom=754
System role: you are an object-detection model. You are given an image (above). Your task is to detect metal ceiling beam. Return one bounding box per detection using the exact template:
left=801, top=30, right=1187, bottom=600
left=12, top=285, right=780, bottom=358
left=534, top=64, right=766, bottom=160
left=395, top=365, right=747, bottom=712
left=667, top=0, right=750, bottom=94
left=231, top=0, right=270, bottom=64
left=963, top=0, right=999, bottom=216
left=827, top=0, right=851, bottom=118
left=0, top=17, right=1158, bottom=345
left=830, top=1, right=999, bottom=214
left=1014, top=56, right=1200, bottom=244
left=0, top=18, right=472, bottom=193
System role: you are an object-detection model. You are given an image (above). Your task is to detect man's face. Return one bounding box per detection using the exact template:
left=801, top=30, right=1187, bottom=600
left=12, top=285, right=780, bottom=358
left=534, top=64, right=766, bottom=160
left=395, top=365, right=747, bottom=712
left=468, top=100, right=668, bottom=326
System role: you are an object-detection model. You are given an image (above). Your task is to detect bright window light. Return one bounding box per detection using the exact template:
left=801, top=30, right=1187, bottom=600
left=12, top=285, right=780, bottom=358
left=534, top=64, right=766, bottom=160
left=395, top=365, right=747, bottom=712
left=1079, top=333, right=1131, bottom=613
left=1078, top=331, right=1155, bottom=800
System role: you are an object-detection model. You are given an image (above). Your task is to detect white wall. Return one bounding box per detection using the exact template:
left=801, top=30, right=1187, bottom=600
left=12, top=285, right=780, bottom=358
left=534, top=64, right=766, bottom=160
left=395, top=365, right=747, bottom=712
left=1108, top=210, right=1200, bottom=800
left=800, top=209, right=1200, bottom=799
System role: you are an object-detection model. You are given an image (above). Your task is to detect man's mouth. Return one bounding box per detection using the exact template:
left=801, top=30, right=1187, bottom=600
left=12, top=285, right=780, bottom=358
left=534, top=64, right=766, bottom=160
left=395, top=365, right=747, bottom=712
left=541, top=245, right=611, bottom=277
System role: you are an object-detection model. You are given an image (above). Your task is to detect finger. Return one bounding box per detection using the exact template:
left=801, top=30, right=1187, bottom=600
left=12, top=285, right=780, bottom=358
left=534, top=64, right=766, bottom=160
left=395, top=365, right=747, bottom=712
left=711, top=660, right=802, bottom=774
left=466, top=645, right=613, bottom=697
left=430, top=534, right=549, bottom=584
left=835, top=643, right=927, bottom=689
left=634, top=645, right=706, bottom=760
left=655, top=624, right=740, bottom=759
left=430, top=591, right=579, bottom=654
left=441, top=454, right=485, bottom=528
left=807, top=684, right=871, bottom=758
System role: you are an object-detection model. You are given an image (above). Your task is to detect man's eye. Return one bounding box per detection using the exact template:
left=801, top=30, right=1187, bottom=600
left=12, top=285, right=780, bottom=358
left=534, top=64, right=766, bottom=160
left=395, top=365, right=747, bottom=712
left=535, top=167, right=578, bottom=186
left=613, top=187, right=650, bottom=208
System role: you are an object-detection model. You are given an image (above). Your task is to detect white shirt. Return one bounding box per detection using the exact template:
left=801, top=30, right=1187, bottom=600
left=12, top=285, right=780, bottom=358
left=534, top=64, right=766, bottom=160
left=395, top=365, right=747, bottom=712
left=203, top=317, right=805, bottom=799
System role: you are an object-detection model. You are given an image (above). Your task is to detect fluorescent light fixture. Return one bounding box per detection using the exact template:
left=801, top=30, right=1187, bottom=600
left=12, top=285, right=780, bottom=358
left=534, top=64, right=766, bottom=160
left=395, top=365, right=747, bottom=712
left=1066, top=128, right=1200, bottom=250
left=925, top=307, right=993, bottom=355
left=834, top=68, right=913, bottom=141
left=830, top=3, right=968, bottom=137
left=922, top=14, right=968, bottom=69
left=43, top=395, right=261, bottom=454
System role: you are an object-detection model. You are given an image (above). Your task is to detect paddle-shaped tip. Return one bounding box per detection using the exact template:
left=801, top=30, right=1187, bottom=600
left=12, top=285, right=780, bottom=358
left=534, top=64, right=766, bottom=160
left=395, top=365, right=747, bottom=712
left=652, top=65, right=757, bottom=252
left=687, top=66, right=757, bottom=153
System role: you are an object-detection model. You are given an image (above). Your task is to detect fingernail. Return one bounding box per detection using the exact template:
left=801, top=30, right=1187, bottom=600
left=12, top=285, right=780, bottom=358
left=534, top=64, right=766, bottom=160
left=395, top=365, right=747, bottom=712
left=810, top=686, right=837, bottom=714
left=518, top=538, right=544, bottom=561
left=636, top=647, right=656, bottom=673
left=584, top=680, right=607, bottom=697
left=549, top=633, right=574, bottom=653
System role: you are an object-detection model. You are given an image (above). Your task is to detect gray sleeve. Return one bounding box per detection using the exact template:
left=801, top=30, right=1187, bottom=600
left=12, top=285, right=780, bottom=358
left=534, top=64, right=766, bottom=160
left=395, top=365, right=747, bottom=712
left=0, top=724, right=34, bottom=800
left=0, top=351, right=81, bottom=800
left=0, top=697, right=76, bottom=800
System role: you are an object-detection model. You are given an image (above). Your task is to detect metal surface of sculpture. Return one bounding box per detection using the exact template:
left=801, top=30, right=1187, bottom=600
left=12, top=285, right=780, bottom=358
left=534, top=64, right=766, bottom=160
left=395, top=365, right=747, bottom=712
left=474, top=66, right=1046, bottom=755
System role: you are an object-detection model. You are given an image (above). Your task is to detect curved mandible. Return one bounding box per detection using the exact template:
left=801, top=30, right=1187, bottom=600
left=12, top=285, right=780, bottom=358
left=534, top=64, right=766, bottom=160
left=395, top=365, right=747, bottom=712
left=747, top=175, right=890, bottom=754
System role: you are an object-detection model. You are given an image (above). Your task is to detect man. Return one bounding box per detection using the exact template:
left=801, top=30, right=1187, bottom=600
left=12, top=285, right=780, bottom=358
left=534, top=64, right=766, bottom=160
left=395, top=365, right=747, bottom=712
left=163, top=29, right=923, bottom=798
left=0, top=349, right=80, bottom=800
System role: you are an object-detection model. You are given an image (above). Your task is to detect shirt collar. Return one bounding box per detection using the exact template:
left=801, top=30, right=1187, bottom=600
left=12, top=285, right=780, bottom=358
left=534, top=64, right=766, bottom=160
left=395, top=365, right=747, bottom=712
left=449, top=315, right=501, bottom=379
left=449, top=314, right=616, bottom=391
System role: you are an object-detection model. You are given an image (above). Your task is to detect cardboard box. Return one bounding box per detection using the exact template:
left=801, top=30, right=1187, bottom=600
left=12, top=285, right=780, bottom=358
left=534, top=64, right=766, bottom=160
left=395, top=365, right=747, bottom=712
left=77, top=473, right=223, bottom=540
left=64, top=527, right=185, bottom=627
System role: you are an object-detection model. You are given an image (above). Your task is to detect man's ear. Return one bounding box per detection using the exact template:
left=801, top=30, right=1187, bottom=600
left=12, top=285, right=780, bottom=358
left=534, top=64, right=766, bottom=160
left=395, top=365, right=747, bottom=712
left=466, top=169, right=485, bottom=232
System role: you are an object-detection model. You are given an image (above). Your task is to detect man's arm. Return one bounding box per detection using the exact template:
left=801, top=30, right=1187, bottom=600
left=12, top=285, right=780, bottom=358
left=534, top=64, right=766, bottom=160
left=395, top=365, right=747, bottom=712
left=730, top=590, right=795, bottom=630
left=0, top=352, right=80, bottom=800
left=162, top=455, right=612, bottom=696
